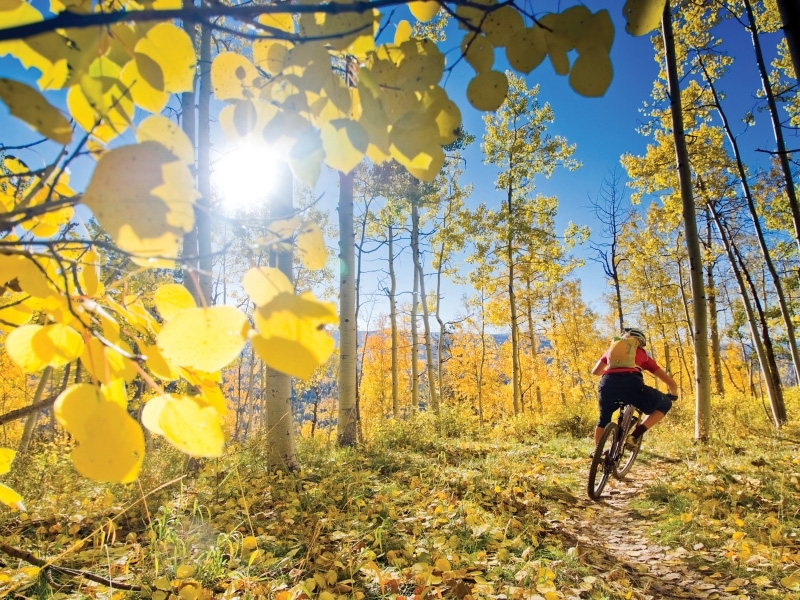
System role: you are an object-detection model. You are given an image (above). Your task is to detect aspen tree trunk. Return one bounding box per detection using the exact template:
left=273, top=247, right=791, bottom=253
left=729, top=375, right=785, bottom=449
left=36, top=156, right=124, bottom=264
left=411, top=243, right=420, bottom=410
left=337, top=170, right=358, bottom=446
left=196, top=23, right=213, bottom=306
left=704, top=208, right=724, bottom=395
left=264, top=162, right=298, bottom=468
left=775, top=0, right=800, bottom=81
left=180, top=2, right=198, bottom=301
left=18, top=367, right=51, bottom=453
left=388, top=225, right=400, bottom=417
left=411, top=198, right=439, bottom=413
left=662, top=1, right=712, bottom=441
left=478, top=289, right=487, bottom=427
left=506, top=200, right=521, bottom=415
left=707, top=200, right=786, bottom=425
left=699, top=56, right=800, bottom=385
left=241, top=346, right=257, bottom=440
left=435, top=239, right=446, bottom=405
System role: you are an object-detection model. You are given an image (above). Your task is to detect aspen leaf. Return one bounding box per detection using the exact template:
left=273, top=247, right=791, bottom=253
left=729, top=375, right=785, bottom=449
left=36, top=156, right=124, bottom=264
left=242, top=535, right=258, bottom=551
left=421, top=86, right=461, bottom=145
left=623, top=0, right=666, bottom=36
left=141, top=394, right=170, bottom=435
left=0, top=254, right=54, bottom=298
left=408, top=1, right=439, bottom=23
left=466, top=70, right=508, bottom=111
left=781, top=576, right=800, bottom=591
left=120, top=55, right=169, bottom=113
left=54, top=383, right=105, bottom=441
left=77, top=249, right=101, bottom=297
left=321, top=118, right=368, bottom=174
left=141, top=343, right=181, bottom=381
left=460, top=33, right=494, bottom=74
left=66, top=78, right=134, bottom=143
left=212, top=52, right=259, bottom=101
left=137, top=115, right=195, bottom=164
left=481, top=5, right=524, bottom=47
left=0, top=483, right=25, bottom=511
left=389, top=110, right=444, bottom=181
left=71, top=402, right=144, bottom=483
left=0, top=448, right=15, bottom=476
left=0, top=303, right=33, bottom=331
left=569, top=48, right=612, bottom=97
left=80, top=337, right=138, bottom=385
left=158, top=306, right=249, bottom=372
left=297, top=222, right=327, bottom=270
left=252, top=291, right=338, bottom=380
left=0, top=78, right=71, bottom=144
left=159, top=395, right=224, bottom=457
left=81, top=141, right=199, bottom=267
left=505, top=26, right=546, bottom=74
left=233, top=100, right=258, bottom=136
left=394, top=20, right=412, bottom=45
left=135, top=23, right=195, bottom=93
left=289, top=128, right=324, bottom=187
left=396, top=39, right=444, bottom=91
left=153, top=283, right=197, bottom=321
left=253, top=39, right=292, bottom=76
left=243, top=267, right=293, bottom=307
left=6, top=323, right=84, bottom=372
left=576, top=10, right=614, bottom=53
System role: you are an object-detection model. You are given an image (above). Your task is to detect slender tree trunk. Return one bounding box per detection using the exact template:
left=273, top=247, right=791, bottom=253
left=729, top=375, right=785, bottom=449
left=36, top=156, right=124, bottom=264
left=180, top=1, right=198, bottom=300
left=17, top=367, right=51, bottom=453
left=264, top=162, right=298, bottom=468
left=775, top=0, right=800, bottom=81
left=412, top=198, right=439, bottom=413
left=707, top=199, right=786, bottom=426
left=699, top=55, right=800, bottom=384
left=705, top=208, right=724, bottom=396
left=388, top=225, right=400, bottom=417
left=662, top=1, right=712, bottom=441
left=411, top=233, right=420, bottom=410
left=435, top=239, right=446, bottom=406
left=506, top=194, right=521, bottom=415
left=196, top=23, right=213, bottom=306
left=478, top=289, right=487, bottom=427
left=338, top=170, right=358, bottom=446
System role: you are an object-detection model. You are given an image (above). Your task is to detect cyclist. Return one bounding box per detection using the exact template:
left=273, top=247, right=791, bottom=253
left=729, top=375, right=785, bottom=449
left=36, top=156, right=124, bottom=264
left=590, top=327, right=678, bottom=452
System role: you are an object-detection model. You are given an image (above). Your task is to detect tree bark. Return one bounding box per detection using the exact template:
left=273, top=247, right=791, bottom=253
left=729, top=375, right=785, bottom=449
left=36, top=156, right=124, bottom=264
left=337, top=170, right=358, bottom=446
left=388, top=225, right=400, bottom=417
left=662, top=1, right=712, bottom=441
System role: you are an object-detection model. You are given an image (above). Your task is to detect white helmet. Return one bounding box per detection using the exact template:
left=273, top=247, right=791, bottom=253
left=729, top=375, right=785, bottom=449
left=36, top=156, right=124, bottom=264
left=624, top=327, right=646, bottom=347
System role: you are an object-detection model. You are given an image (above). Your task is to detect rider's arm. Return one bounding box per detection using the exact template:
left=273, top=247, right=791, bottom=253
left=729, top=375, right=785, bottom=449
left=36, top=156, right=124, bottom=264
left=653, top=368, right=678, bottom=396
left=591, top=358, right=607, bottom=376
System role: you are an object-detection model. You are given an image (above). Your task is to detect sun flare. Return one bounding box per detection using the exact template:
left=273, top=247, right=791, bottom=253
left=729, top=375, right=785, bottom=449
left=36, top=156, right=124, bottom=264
left=212, top=144, right=280, bottom=211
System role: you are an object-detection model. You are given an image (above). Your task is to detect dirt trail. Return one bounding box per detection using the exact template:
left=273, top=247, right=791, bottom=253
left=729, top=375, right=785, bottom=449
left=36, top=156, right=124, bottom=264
left=552, top=456, right=749, bottom=600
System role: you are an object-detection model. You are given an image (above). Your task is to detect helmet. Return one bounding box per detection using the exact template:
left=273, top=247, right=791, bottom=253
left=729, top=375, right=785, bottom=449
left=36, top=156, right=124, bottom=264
left=623, top=327, right=647, bottom=347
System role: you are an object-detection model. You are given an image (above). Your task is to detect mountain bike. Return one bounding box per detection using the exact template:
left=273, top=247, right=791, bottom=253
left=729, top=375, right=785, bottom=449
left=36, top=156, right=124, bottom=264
left=587, top=400, right=643, bottom=500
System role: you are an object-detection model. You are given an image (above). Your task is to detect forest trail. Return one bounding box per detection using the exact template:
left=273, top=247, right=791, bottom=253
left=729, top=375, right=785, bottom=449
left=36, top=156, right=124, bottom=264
left=553, top=455, right=750, bottom=600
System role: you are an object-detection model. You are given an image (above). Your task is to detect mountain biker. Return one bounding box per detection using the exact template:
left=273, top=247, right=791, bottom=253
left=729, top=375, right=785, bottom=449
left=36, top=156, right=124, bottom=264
left=590, top=327, right=678, bottom=452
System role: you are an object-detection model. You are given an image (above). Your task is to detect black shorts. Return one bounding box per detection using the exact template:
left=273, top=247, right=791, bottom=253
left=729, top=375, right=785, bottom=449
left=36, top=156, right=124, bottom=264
left=596, top=372, right=673, bottom=428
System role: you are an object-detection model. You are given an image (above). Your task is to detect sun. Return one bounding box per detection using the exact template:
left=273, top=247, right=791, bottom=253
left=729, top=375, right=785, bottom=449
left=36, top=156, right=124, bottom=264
left=212, top=144, right=280, bottom=211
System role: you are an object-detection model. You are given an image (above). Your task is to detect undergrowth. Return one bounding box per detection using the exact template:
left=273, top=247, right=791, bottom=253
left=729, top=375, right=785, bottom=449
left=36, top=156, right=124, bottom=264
left=1, top=405, right=800, bottom=599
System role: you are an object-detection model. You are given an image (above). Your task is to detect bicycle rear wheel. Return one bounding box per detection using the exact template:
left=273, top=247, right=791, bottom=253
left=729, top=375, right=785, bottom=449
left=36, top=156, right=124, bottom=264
left=588, top=422, right=619, bottom=500
left=614, top=407, right=641, bottom=478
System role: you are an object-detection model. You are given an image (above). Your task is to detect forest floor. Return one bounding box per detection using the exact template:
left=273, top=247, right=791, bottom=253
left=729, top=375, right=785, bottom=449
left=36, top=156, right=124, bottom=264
left=2, top=415, right=800, bottom=600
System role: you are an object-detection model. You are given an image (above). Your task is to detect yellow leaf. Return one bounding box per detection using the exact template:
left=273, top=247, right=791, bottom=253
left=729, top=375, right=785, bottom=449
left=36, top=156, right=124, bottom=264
left=434, top=557, right=450, bottom=571
left=81, top=141, right=199, bottom=267
left=66, top=76, right=134, bottom=143
left=0, top=448, right=15, bottom=476
left=243, top=267, right=293, bottom=307
left=137, top=115, right=195, bottom=164
left=408, top=1, right=439, bottom=22
left=680, top=512, right=693, bottom=523
left=481, top=5, right=524, bottom=47
left=321, top=118, right=368, bottom=174
left=781, top=575, right=800, bottom=591
left=212, top=52, right=259, bottom=101
left=154, top=283, right=197, bottom=321
left=289, top=128, right=324, bottom=187
left=0, top=254, right=54, bottom=298
left=575, top=10, right=614, bottom=53
left=623, top=0, right=667, bottom=36
left=0, top=303, right=33, bottom=331
left=394, top=20, right=412, bottom=45
left=141, top=343, right=180, bottom=381
left=159, top=395, right=224, bottom=457
left=252, top=291, right=338, bottom=380
left=296, top=222, right=327, bottom=270
left=141, top=394, right=170, bottom=435
left=135, top=23, right=195, bottom=93
left=253, top=38, right=292, bottom=76
left=505, top=26, right=546, bottom=74
left=119, top=57, right=169, bottom=113
left=388, top=110, right=445, bottom=181
left=77, top=249, right=101, bottom=297
left=0, top=483, right=25, bottom=511
left=157, top=306, right=249, bottom=372
left=543, top=592, right=559, bottom=600
left=80, top=337, right=138, bottom=385
left=421, top=86, right=461, bottom=145
left=732, top=531, right=745, bottom=540
left=71, top=402, right=144, bottom=483
left=242, top=535, right=258, bottom=551
left=54, top=383, right=105, bottom=440
left=460, top=33, right=494, bottom=74
left=466, top=70, right=508, bottom=111
left=6, top=323, right=84, bottom=372
left=395, top=39, right=444, bottom=91
left=0, top=78, right=71, bottom=144
left=569, top=48, right=612, bottom=97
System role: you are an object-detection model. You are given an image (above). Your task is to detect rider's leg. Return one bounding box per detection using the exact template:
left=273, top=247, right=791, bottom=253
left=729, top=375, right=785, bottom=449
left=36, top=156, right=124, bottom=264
left=641, top=410, right=666, bottom=430
left=594, top=426, right=604, bottom=446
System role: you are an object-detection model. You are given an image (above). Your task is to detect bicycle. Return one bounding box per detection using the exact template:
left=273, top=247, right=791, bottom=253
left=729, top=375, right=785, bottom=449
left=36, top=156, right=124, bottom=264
left=587, top=400, right=643, bottom=500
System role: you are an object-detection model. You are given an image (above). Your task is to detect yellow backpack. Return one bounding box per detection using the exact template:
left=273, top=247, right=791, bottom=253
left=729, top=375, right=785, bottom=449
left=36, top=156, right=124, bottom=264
left=606, top=337, right=639, bottom=369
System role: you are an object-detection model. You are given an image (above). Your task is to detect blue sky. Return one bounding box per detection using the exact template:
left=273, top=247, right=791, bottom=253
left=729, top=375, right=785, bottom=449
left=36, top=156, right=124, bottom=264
left=0, top=1, right=789, bottom=328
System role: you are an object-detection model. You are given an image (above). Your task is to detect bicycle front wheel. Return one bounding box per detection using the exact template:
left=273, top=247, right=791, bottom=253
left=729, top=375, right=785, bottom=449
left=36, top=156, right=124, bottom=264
left=588, top=422, right=619, bottom=500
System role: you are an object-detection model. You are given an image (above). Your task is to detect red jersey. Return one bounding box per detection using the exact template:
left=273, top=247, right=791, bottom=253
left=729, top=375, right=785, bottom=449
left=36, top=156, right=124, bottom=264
left=599, top=347, right=660, bottom=375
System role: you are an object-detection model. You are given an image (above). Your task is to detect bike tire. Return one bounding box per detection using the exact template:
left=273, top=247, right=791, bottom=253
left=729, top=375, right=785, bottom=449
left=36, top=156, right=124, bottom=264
left=614, top=405, right=641, bottom=478
left=588, top=422, right=619, bottom=500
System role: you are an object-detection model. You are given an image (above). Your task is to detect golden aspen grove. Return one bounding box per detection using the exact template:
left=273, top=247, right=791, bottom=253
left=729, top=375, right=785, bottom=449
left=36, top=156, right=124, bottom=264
left=1, top=0, right=800, bottom=597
